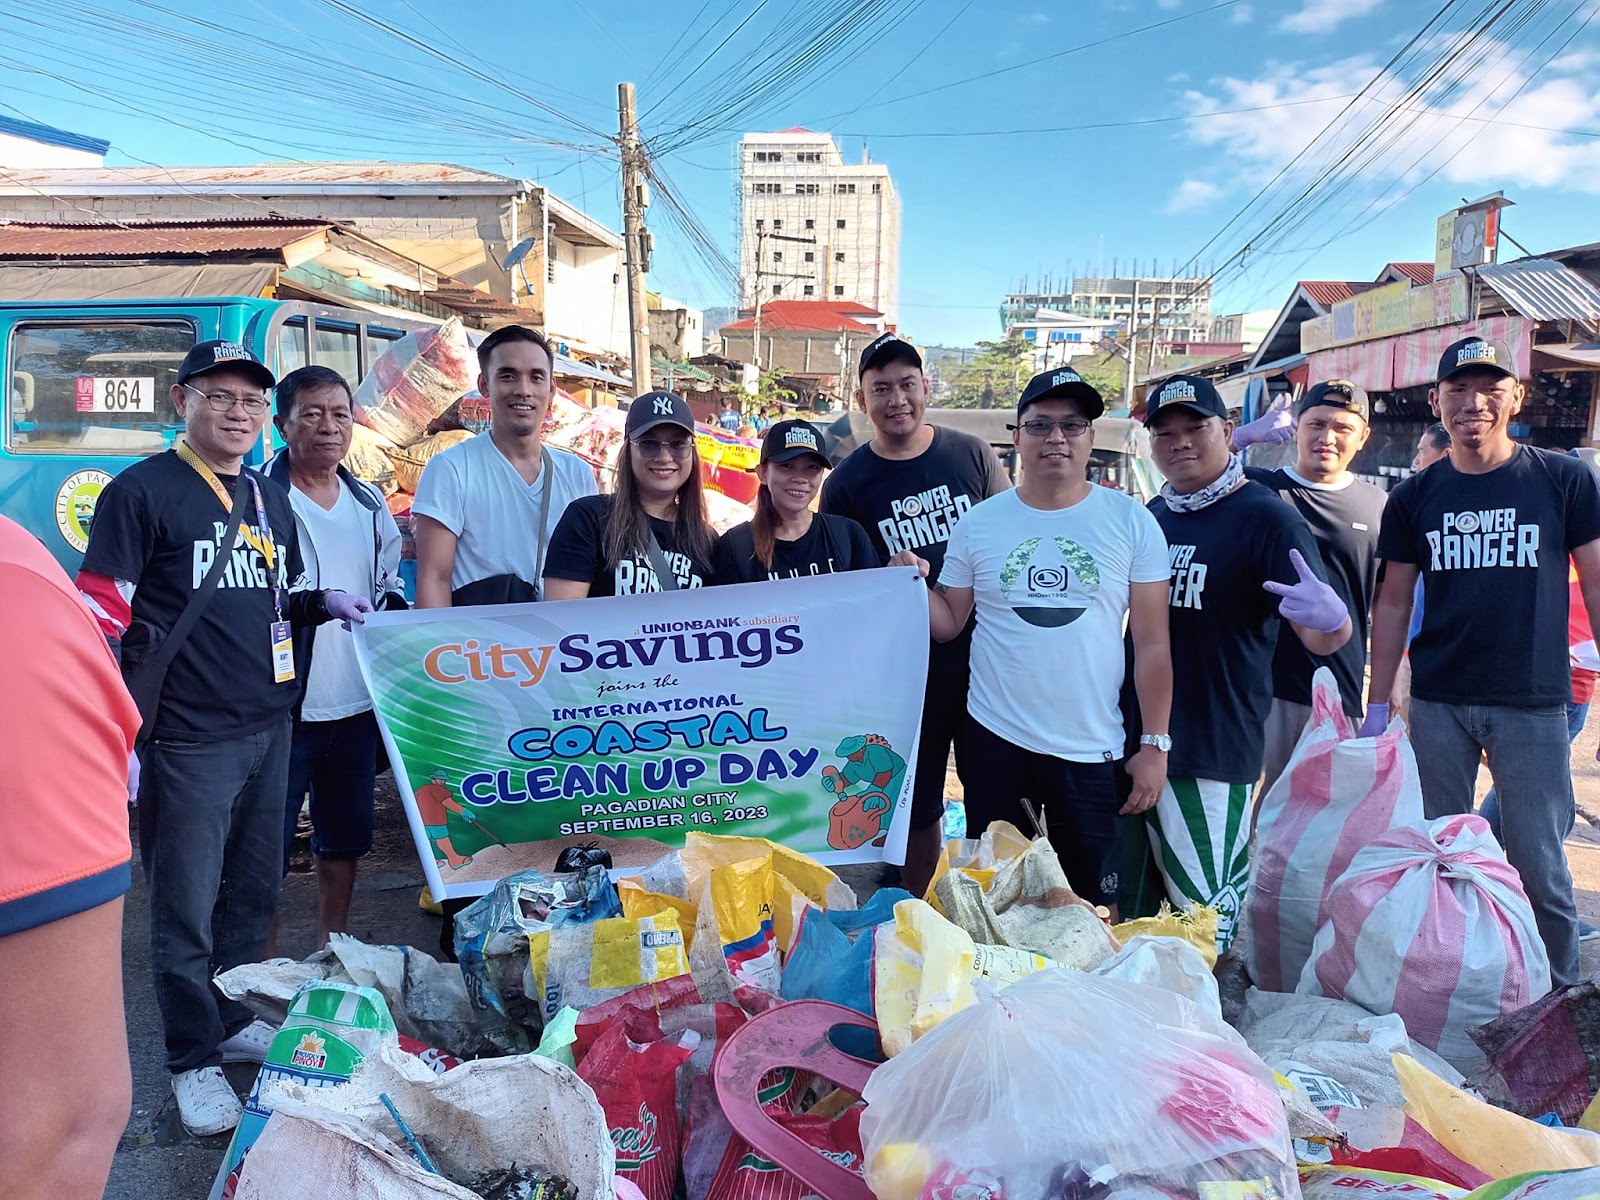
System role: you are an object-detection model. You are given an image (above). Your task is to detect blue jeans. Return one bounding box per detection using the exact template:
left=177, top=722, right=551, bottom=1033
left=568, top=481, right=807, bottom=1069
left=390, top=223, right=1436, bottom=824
left=138, top=718, right=291, bottom=1073
left=1409, top=698, right=1581, bottom=986
left=283, top=710, right=380, bottom=875
left=1480, top=701, right=1590, bottom=842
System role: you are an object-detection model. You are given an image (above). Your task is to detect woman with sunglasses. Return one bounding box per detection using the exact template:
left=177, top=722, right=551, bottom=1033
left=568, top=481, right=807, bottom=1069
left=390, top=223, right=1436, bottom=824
left=713, top=419, right=876, bottom=584
left=544, top=391, right=717, bottom=598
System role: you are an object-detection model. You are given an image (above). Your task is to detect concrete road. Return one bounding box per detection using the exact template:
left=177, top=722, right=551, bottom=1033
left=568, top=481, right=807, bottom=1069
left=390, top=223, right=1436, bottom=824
left=105, top=738, right=1600, bottom=1198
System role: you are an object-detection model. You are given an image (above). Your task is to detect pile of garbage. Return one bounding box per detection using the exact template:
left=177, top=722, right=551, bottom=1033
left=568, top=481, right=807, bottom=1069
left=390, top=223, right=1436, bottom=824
left=215, top=669, right=1600, bottom=1199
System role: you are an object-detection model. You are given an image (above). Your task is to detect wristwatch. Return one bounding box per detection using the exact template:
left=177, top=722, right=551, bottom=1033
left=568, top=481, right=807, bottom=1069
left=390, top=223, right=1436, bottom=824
left=1139, top=733, right=1173, bottom=753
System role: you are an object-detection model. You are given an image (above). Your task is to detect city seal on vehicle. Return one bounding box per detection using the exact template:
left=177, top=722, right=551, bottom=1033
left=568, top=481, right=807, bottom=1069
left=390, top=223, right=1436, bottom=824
left=54, top=469, right=113, bottom=553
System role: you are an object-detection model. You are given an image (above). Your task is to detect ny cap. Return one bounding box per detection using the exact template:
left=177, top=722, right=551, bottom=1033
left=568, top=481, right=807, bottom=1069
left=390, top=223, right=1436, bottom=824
left=1437, top=335, right=1517, bottom=383
left=1298, top=379, right=1370, bottom=422
left=177, top=339, right=275, bottom=390
left=626, top=390, right=696, bottom=437
left=1144, top=374, right=1227, bottom=423
left=858, top=332, right=922, bottom=377
left=760, top=418, right=828, bottom=465
left=1017, top=366, right=1105, bottom=420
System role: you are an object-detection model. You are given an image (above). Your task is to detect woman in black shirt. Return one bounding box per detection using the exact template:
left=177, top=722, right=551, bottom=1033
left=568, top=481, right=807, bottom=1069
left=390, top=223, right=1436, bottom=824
left=544, top=391, right=717, bottom=597
left=713, top=419, right=876, bottom=584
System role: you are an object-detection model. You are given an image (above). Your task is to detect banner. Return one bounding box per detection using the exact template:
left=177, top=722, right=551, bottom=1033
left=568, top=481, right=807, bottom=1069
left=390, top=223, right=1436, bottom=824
left=355, top=569, right=931, bottom=898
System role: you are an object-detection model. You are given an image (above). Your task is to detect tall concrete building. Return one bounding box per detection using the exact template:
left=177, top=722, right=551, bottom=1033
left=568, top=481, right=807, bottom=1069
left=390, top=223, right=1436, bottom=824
left=738, top=128, right=900, bottom=324
left=1002, top=272, right=1214, bottom=347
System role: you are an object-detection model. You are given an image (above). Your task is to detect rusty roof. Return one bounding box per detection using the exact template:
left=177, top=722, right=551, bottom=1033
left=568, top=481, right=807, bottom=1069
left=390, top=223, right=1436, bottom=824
left=0, top=161, right=521, bottom=194
left=1382, top=262, right=1436, bottom=287
left=0, top=218, right=330, bottom=257
left=1300, top=281, right=1380, bottom=307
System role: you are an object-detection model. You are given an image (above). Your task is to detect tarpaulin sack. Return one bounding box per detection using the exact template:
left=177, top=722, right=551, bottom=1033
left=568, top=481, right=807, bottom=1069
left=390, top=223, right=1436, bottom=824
left=386, top=428, right=473, bottom=494
left=341, top=424, right=400, bottom=495
left=930, top=832, right=1120, bottom=970
left=1299, top=1165, right=1465, bottom=1200
left=860, top=969, right=1298, bottom=1200
left=1249, top=667, right=1425, bottom=992
left=576, top=1007, right=698, bottom=1200
left=453, top=863, right=623, bottom=1052
left=1397, top=1053, right=1600, bottom=1180
left=1300, top=814, right=1552, bottom=1073
left=354, top=317, right=474, bottom=448
left=1467, top=978, right=1600, bottom=1127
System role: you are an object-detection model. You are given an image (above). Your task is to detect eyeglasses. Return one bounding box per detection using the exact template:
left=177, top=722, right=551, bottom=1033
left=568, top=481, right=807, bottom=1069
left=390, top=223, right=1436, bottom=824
left=1009, top=418, right=1093, bottom=438
left=633, top=436, right=694, bottom=461
left=183, top=383, right=270, bottom=415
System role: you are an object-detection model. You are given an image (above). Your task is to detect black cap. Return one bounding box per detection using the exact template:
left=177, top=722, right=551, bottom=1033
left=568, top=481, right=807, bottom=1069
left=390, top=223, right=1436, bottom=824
left=1437, top=335, right=1516, bottom=383
left=176, top=339, right=275, bottom=390
left=1298, top=379, right=1370, bottom=422
left=1018, top=367, right=1105, bottom=420
left=760, top=419, right=828, bottom=466
left=858, top=333, right=922, bottom=377
left=1144, top=374, right=1227, bottom=423
left=626, top=390, right=696, bottom=437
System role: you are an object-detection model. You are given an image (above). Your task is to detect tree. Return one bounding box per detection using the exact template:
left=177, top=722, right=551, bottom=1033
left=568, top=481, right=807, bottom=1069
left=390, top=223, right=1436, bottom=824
left=937, top=333, right=1127, bottom=412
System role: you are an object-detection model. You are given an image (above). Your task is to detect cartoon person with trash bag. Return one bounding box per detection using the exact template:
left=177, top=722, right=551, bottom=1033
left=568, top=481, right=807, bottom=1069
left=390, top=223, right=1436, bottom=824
left=414, top=772, right=476, bottom=869
left=821, top=734, right=906, bottom=849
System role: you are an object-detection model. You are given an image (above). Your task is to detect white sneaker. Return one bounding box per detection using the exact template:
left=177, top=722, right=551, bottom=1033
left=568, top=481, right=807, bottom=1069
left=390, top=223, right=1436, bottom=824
left=217, top=1019, right=278, bottom=1064
left=172, top=1066, right=242, bottom=1137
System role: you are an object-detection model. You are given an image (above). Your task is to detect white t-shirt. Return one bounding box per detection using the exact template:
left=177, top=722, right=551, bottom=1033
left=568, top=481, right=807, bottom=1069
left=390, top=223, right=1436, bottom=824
left=940, top=486, right=1170, bottom=761
left=411, top=432, right=598, bottom=593
left=289, top=485, right=374, bottom=722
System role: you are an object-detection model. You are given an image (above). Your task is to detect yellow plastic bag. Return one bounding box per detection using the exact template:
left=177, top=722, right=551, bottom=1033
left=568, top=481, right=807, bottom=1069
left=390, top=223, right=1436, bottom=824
left=873, top=898, right=1054, bottom=1056
left=617, top=877, right=698, bottom=947
left=1397, top=1053, right=1600, bottom=1178
left=1113, top=903, right=1222, bottom=970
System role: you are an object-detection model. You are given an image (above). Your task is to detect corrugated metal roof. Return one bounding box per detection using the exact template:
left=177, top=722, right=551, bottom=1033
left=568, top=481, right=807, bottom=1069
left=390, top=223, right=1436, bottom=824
left=0, top=161, right=519, bottom=193
left=0, top=218, right=329, bottom=257
left=1477, top=258, right=1600, bottom=324
left=1301, top=281, right=1380, bottom=307
left=722, top=300, right=879, bottom=334
left=1382, top=261, right=1436, bottom=286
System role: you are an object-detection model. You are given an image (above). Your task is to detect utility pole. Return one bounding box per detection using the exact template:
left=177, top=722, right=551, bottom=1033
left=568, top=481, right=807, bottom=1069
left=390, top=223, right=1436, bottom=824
left=1147, top=293, right=1163, bottom=380
left=752, top=226, right=765, bottom=372
left=617, top=82, right=652, bottom=397
left=1123, top=279, right=1140, bottom=409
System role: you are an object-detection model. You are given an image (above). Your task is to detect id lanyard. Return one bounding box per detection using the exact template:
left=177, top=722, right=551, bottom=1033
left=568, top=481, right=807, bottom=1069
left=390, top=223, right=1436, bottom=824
left=175, top=437, right=282, bottom=620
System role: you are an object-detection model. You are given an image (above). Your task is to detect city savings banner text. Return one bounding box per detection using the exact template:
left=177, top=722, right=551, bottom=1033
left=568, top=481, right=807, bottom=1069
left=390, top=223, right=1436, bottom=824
left=354, top=569, right=931, bottom=899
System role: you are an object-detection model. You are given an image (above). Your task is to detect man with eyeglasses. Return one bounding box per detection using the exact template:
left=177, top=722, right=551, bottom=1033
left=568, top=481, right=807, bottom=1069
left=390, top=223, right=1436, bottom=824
left=893, top=368, right=1173, bottom=917
left=76, top=340, right=371, bottom=1137
left=412, top=325, right=597, bottom=607
left=821, top=334, right=1011, bottom=897
left=1142, top=374, right=1350, bottom=953
left=264, top=366, right=408, bottom=950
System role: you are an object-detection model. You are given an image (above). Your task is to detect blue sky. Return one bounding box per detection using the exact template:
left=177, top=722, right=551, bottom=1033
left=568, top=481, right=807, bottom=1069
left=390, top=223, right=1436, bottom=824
left=2, top=0, right=1598, bottom=345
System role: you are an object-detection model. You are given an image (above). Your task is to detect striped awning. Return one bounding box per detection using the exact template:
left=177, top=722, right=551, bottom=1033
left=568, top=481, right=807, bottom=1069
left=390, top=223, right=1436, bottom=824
left=1308, top=314, right=1533, bottom=392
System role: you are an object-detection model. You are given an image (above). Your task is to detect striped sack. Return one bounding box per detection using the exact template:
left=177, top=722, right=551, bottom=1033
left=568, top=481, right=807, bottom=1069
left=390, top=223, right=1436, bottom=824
left=1298, top=813, right=1553, bottom=1073
left=1247, top=667, right=1424, bottom=992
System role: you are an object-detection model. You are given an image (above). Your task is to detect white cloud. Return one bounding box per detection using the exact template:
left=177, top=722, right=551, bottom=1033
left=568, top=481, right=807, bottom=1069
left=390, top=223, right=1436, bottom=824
left=1157, top=0, right=1184, bottom=9
left=1166, top=179, right=1223, bottom=213
left=1278, top=0, right=1381, bottom=35
left=1018, top=10, right=1051, bottom=24
left=1231, top=2, right=1254, bottom=23
left=1178, top=49, right=1600, bottom=198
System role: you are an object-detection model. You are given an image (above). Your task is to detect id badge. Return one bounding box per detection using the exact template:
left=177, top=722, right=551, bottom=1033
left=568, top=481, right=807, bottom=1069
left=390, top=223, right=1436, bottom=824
left=271, top=620, right=295, bottom=683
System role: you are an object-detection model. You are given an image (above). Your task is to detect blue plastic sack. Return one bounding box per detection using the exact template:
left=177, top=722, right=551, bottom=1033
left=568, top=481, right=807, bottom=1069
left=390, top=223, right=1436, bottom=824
left=782, top=885, right=910, bottom=1053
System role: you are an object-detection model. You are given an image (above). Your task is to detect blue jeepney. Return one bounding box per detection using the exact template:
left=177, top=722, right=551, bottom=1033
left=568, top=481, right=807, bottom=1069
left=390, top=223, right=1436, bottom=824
left=0, top=296, right=435, bottom=571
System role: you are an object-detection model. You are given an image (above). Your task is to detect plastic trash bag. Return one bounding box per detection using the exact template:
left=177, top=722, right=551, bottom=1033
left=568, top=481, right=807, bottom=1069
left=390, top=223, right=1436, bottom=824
left=861, top=969, right=1298, bottom=1200
left=1093, top=934, right=1221, bottom=1021
left=1462, top=1167, right=1600, bottom=1200
left=781, top=886, right=910, bottom=1015
left=1298, top=1165, right=1464, bottom=1200
left=1111, top=902, right=1221, bottom=969
left=386, top=428, right=472, bottom=493
left=353, top=317, right=475, bottom=448
left=453, top=863, right=624, bottom=1052
left=1300, top=814, right=1551, bottom=1073
left=873, top=899, right=1056, bottom=1056
left=340, top=423, right=400, bottom=495
left=1249, top=668, right=1426, bottom=992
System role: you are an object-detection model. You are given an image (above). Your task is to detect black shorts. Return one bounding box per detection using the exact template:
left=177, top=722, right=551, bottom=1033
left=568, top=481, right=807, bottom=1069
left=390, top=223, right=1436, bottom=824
left=961, top=716, right=1123, bottom=907
left=910, top=666, right=971, bottom=829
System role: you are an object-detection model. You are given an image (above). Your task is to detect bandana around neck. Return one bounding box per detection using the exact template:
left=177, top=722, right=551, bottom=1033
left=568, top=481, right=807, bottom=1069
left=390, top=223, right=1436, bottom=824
left=1161, top=452, right=1245, bottom=513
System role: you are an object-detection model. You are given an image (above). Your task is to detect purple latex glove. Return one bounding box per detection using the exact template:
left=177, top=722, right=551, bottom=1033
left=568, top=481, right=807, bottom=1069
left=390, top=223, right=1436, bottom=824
left=325, top=590, right=374, bottom=630
left=127, top=750, right=141, bottom=806
left=1357, top=703, right=1390, bottom=738
left=1262, top=548, right=1349, bottom=633
left=1231, top=393, right=1295, bottom=451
